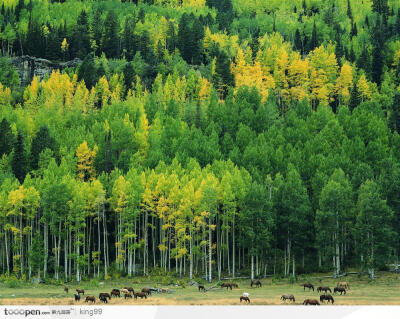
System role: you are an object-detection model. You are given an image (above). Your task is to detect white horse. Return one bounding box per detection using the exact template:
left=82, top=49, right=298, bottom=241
left=242, top=292, right=250, bottom=298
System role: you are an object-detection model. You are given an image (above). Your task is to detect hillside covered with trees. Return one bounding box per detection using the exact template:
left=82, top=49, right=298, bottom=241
left=0, top=0, right=400, bottom=283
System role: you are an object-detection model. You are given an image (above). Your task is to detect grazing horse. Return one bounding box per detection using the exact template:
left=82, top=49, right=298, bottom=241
left=76, top=289, right=85, bottom=295
left=198, top=285, right=206, bottom=292
left=142, top=288, right=152, bottom=295
left=85, top=296, right=96, bottom=304
left=320, top=294, right=334, bottom=304
left=240, top=296, right=250, bottom=303
left=134, top=292, right=147, bottom=299
left=111, top=289, right=121, bottom=298
left=231, top=283, right=239, bottom=288
left=99, top=295, right=108, bottom=303
left=74, top=294, right=81, bottom=302
left=334, top=287, right=346, bottom=295
left=337, top=282, right=350, bottom=290
left=303, top=299, right=320, bottom=305
left=124, top=287, right=134, bottom=293
left=121, top=288, right=130, bottom=295
left=242, top=292, right=250, bottom=298
left=124, top=293, right=133, bottom=299
left=251, top=280, right=262, bottom=288
left=99, top=293, right=111, bottom=300
left=64, top=286, right=69, bottom=294
left=221, top=283, right=233, bottom=290
left=302, top=283, right=314, bottom=291
left=317, top=286, right=332, bottom=293
left=281, top=294, right=295, bottom=302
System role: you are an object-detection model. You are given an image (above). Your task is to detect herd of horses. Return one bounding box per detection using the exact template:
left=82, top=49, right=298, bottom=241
left=64, top=280, right=351, bottom=305
left=68, top=286, right=157, bottom=304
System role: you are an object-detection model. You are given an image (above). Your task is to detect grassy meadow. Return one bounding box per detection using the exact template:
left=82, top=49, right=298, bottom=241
left=1, top=272, right=400, bottom=305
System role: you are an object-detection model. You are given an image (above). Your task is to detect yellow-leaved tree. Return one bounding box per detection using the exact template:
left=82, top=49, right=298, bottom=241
left=76, top=141, right=98, bottom=182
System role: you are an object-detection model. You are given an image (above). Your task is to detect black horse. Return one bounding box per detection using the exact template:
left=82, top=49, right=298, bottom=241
left=334, top=287, right=346, bottom=295
left=74, top=294, right=81, bottom=302
left=99, top=295, right=108, bottom=303
left=320, top=294, right=334, bottom=304
left=251, top=280, right=262, bottom=288
left=198, top=285, right=206, bottom=292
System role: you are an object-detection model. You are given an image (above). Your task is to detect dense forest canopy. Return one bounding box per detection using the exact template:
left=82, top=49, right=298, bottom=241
left=0, top=0, right=400, bottom=283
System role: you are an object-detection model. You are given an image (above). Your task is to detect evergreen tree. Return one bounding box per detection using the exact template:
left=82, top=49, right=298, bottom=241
left=308, top=21, right=318, bottom=52
left=103, top=10, right=120, bottom=58
left=30, top=126, right=56, bottom=171
left=11, top=131, right=28, bottom=183
left=349, top=82, right=361, bottom=111
left=0, top=118, right=14, bottom=157
left=212, top=47, right=234, bottom=99
left=123, top=16, right=136, bottom=60
left=294, top=28, right=303, bottom=53
left=77, top=54, right=98, bottom=89
left=389, top=93, right=400, bottom=135
left=70, top=10, right=91, bottom=59
left=347, top=0, right=353, bottom=20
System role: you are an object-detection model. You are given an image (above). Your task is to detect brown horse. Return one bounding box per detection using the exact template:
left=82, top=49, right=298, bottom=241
left=337, top=282, right=350, bottom=290
left=251, top=280, right=262, bottom=288
left=76, top=289, right=85, bottom=295
left=317, top=286, right=332, bottom=293
left=281, top=294, right=295, bottom=302
left=303, top=299, right=320, bottom=305
left=198, top=285, right=206, bottom=292
left=64, top=286, right=69, bottom=294
left=231, top=283, right=239, bottom=288
left=334, top=287, right=346, bottom=295
left=240, top=296, right=250, bottom=303
left=124, top=287, right=134, bottom=293
left=221, top=283, right=233, bottom=290
left=142, top=288, right=152, bottom=295
left=124, top=293, right=133, bottom=299
left=134, top=292, right=147, bottom=299
left=302, top=283, right=314, bottom=291
left=320, top=294, right=334, bottom=304
left=85, top=296, right=95, bottom=304
left=111, top=289, right=121, bottom=298
left=99, top=293, right=111, bottom=300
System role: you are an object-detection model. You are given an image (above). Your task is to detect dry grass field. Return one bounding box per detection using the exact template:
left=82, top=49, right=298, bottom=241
left=1, top=272, right=400, bottom=305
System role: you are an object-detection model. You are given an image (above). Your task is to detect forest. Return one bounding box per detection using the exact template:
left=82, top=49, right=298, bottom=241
left=0, top=0, right=400, bottom=284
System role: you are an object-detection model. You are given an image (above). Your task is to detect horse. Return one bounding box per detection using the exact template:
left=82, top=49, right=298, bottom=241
left=320, top=294, right=334, bottom=304
left=231, top=283, right=239, bottom=288
left=99, top=295, right=108, bottom=303
left=121, top=288, right=130, bottom=295
left=124, top=287, right=134, bottom=293
left=221, top=283, right=233, bottom=290
left=281, top=294, right=295, bottom=302
left=242, top=292, right=250, bottom=298
left=99, top=293, right=111, bottom=300
left=124, top=293, right=133, bottom=299
left=198, top=285, right=206, bottom=292
left=76, top=289, right=85, bottom=295
left=85, top=296, right=96, bottom=304
left=317, top=286, right=331, bottom=293
left=334, top=287, right=346, bottom=295
left=303, top=299, right=320, bottom=305
left=134, top=292, right=147, bottom=299
left=142, top=288, right=152, bottom=295
left=111, top=289, right=121, bottom=298
left=240, top=296, right=250, bottom=303
left=74, top=294, right=81, bottom=302
left=251, top=280, right=262, bottom=288
left=337, top=282, right=350, bottom=290
left=64, top=286, right=69, bottom=294
left=302, top=283, right=314, bottom=291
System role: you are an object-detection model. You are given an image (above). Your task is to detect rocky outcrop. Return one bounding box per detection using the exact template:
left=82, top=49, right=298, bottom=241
left=10, top=56, right=81, bottom=86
